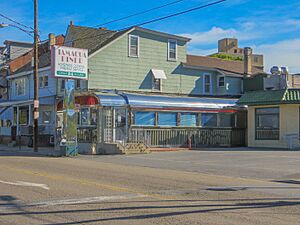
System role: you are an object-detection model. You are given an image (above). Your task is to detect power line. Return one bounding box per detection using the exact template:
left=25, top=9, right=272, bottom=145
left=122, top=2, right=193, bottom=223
left=93, top=0, right=186, bottom=27
left=63, top=0, right=227, bottom=46
left=121, top=0, right=227, bottom=30
left=0, top=13, right=33, bottom=31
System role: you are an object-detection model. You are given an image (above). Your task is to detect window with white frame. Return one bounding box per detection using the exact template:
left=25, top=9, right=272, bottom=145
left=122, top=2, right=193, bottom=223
left=129, top=35, right=139, bottom=57
left=168, top=40, right=177, bottom=60
left=39, top=76, right=49, bottom=88
left=15, top=78, right=26, bottom=96
left=218, top=76, right=225, bottom=87
left=203, top=74, right=211, bottom=94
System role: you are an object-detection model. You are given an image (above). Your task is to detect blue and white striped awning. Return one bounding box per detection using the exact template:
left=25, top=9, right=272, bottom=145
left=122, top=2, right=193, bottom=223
left=96, top=92, right=127, bottom=107
left=122, top=93, right=237, bottom=109
left=95, top=92, right=238, bottom=109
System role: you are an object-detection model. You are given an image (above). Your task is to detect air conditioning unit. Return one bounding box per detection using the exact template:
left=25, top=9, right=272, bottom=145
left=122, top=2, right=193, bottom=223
left=270, top=66, right=281, bottom=75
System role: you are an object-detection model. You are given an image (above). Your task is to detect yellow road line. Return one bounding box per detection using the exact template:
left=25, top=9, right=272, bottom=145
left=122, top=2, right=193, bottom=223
left=0, top=165, right=171, bottom=200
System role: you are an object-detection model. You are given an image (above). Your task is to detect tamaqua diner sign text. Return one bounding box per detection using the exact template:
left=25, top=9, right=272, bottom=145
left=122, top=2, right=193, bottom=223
left=51, top=45, right=88, bottom=80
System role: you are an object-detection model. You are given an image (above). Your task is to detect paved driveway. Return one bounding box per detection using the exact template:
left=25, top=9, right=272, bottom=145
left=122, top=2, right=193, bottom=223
left=82, top=150, right=300, bottom=180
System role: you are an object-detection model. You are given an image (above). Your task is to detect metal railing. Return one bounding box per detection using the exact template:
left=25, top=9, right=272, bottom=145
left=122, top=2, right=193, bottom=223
left=77, top=127, right=97, bottom=143
left=128, top=127, right=246, bottom=147
left=255, top=129, right=279, bottom=140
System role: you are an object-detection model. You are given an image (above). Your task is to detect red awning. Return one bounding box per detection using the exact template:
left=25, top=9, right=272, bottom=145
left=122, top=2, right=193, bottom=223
left=57, top=96, right=98, bottom=111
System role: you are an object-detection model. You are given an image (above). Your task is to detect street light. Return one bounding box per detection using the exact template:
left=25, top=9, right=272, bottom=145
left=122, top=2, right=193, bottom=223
left=0, top=23, right=34, bottom=37
left=0, top=1, right=39, bottom=152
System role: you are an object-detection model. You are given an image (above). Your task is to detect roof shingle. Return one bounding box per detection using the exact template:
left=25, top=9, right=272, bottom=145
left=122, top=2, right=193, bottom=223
left=185, top=55, right=264, bottom=76
left=238, top=89, right=300, bottom=106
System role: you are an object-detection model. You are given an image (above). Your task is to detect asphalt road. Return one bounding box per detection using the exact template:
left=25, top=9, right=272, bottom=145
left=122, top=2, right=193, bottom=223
left=0, top=150, right=300, bottom=225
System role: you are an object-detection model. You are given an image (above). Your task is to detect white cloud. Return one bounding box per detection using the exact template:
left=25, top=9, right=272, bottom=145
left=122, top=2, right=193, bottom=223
left=254, top=39, right=300, bottom=73
left=179, top=25, right=260, bottom=47
left=188, top=47, right=217, bottom=56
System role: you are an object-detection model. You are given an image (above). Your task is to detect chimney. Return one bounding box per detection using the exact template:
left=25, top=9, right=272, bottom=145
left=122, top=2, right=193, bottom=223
left=244, top=47, right=252, bottom=77
left=48, top=33, right=56, bottom=49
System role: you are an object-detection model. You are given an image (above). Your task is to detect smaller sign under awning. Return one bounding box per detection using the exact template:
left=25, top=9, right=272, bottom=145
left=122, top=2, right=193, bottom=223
left=151, top=69, right=167, bottom=79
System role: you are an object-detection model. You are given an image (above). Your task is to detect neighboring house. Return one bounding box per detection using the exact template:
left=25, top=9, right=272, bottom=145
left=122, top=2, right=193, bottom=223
left=0, top=34, right=64, bottom=145
left=238, top=89, right=300, bottom=149
left=182, top=54, right=264, bottom=96
left=3, top=40, right=33, bottom=62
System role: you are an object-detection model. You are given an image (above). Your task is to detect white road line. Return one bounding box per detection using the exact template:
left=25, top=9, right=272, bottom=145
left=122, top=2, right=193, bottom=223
left=0, top=180, right=49, bottom=190
left=0, top=194, right=147, bottom=212
left=27, top=194, right=146, bottom=207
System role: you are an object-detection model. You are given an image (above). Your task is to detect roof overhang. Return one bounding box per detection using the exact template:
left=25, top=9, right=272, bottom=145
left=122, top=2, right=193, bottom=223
left=151, top=69, right=167, bottom=79
left=133, top=27, right=191, bottom=42
left=0, top=99, right=32, bottom=108
left=182, top=63, right=244, bottom=78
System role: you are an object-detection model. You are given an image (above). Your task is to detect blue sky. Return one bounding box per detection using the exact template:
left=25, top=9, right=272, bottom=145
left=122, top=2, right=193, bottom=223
left=1, top=0, right=300, bottom=72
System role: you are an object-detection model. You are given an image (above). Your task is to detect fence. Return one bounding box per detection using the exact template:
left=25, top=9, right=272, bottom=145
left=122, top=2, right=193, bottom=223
left=128, top=127, right=246, bottom=147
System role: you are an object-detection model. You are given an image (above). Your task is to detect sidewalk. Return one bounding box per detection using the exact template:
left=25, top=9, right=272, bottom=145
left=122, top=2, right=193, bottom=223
left=0, top=144, right=62, bottom=157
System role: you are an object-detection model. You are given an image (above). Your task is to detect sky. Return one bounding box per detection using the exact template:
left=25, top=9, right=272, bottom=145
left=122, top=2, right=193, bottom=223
left=0, top=0, right=300, bottom=73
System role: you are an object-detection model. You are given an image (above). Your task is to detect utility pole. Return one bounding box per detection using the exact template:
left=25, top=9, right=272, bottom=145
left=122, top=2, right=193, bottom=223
left=33, top=0, right=39, bottom=152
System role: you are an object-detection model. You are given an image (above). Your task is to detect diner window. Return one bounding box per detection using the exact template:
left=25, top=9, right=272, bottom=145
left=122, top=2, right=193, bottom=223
left=218, top=76, right=225, bottom=87
left=39, top=76, right=49, bottom=88
left=15, top=78, right=26, bottom=96
left=129, top=35, right=139, bottom=57
left=219, top=113, right=234, bottom=127
left=255, top=107, right=279, bottom=140
left=201, top=113, right=217, bottom=127
left=158, top=112, right=177, bottom=126
left=80, top=108, right=91, bottom=126
left=180, top=113, right=197, bottom=127
left=204, top=74, right=211, bottom=94
left=41, top=111, right=52, bottom=124
left=168, top=40, right=177, bottom=60
left=134, top=111, right=155, bottom=126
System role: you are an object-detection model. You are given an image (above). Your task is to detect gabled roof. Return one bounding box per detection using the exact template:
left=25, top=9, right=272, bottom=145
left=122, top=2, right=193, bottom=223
left=184, top=55, right=264, bottom=76
left=65, top=25, right=121, bottom=54
left=65, top=25, right=191, bottom=56
left=238, top=89, right=300, bottom=106
left=9, top=35, right=64, bottom=74
left=4, top=40, right=33, bottom=47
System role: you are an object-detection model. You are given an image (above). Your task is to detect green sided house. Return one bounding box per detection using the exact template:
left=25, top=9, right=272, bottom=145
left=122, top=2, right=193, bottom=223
left=238, top=89, right=300, bottom=149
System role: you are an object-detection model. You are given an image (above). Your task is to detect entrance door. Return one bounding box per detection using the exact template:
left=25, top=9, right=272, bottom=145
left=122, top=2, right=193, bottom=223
left=114, top=108, right=127, bottom=143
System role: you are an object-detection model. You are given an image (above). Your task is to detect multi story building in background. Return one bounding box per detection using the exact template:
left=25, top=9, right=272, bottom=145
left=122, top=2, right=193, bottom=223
left=216, top=38, right=264, bottom=70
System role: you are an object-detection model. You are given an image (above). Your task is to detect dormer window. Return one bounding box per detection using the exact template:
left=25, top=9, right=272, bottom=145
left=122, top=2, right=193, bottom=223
left=129, top=35, right=139, bottom=57
left=153, top=78, right=161, bottom=91
left=151, top=69, right=167, bottom=92
left=168, top=40, right=177, bottom=61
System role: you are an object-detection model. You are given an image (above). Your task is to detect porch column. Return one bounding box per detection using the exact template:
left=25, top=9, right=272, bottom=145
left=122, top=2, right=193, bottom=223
left=97, top=107, right=102, bottom=143
left=112, top=108, right=116, bottom=142
left=101, top=108, right=105, bottom=143
left=28, top=104, right=32, bottom=126
left=16, top=106, right=20, bottom=136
